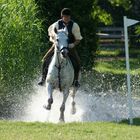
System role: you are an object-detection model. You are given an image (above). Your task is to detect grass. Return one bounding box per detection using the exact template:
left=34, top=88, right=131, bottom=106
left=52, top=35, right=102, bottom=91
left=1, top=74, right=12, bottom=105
left=0, top=120, right=140, bottom=140
left=95, top=48, right=140, bottom=74
left=96, top=48, right=140, bottom=57
left=96, top=49, right=122, bottom=57
left=95, top=58, right=140, bottom=74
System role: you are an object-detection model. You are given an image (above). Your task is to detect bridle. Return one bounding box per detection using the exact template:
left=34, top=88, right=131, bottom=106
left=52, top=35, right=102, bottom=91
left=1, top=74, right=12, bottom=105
left=59, top=47, right=69, bottom=52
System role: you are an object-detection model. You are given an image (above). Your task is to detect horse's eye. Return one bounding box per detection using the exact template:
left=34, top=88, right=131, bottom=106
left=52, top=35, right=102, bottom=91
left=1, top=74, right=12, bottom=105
left=57, top=39, right=59, bottom=42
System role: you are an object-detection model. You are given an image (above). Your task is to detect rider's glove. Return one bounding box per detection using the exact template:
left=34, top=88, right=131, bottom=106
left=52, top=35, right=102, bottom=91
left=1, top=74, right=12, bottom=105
left=68, top=43, right=75, bottom=49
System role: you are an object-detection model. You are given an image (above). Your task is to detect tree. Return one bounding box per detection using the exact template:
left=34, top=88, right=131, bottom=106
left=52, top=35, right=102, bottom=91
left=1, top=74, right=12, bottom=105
left=93, top=0, right=132, bottom=26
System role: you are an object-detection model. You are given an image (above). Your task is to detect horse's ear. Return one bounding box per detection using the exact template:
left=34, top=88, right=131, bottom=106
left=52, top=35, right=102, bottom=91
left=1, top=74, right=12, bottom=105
left=54, top=27, right=57, bottom=34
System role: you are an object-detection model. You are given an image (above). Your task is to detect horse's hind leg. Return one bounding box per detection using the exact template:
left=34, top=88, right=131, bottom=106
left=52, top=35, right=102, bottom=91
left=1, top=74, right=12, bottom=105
left=59, top=89, right=69, bottom=122
left=44, top=83, right=53, bottom=110
left=70, top=87, right=77, bottom=114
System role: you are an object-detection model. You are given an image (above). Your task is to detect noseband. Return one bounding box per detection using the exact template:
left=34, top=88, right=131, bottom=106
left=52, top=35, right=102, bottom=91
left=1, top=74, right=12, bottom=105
left=60, top=47, right=69, bottom=52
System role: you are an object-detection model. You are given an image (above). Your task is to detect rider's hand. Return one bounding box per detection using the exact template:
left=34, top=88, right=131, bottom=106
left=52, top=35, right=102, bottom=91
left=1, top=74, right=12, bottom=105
left=53, top=41, right=58, bottom=46
left=68, top=43, right=75, bottom=49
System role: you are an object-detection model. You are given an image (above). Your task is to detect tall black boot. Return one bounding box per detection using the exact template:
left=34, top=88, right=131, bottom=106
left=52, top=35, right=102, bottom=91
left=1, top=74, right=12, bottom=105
left=69, top=56, right=80, bottom=87
left=38, top=61, right=48, bottom=86
left=38, top=46, right=54, bottom=86
left=73, top=71, right=80, bottom=88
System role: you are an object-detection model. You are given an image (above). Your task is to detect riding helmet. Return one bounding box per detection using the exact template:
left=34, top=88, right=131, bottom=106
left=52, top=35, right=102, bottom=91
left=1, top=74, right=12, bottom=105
left=61, top=8, right=71, bottom=16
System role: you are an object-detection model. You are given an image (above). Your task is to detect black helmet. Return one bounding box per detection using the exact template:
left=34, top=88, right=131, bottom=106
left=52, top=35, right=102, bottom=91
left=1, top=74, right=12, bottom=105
left=61, top=8, right=71, bottom=16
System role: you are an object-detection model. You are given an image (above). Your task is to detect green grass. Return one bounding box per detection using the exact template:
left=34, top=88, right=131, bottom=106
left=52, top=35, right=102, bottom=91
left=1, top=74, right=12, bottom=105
left=97, top=48, right=140, bottom=57
left=96, top=49, right=122, bottom=57
left=95, top=58, right=140, bottom=74
left=95, top=48, right=140, bottom=74
left=0, top=120, right=140, bottom=140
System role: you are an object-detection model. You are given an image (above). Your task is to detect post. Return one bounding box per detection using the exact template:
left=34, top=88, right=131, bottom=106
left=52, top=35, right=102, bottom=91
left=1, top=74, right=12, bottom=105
left=123, top=16, right=133, bottom=125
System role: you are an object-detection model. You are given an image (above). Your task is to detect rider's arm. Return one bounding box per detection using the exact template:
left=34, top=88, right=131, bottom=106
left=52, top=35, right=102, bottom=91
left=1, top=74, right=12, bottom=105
left=72, top=22, right=83, bottom=46
left=68, top=23, right=82, bottom=49
left=48, top=22, right=59, bottom=43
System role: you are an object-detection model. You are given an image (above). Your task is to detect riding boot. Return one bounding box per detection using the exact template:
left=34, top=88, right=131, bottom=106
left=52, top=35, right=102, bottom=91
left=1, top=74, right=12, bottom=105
left=73, top=71, right=80, bottom=88
left=38, top=60, right=48, bottom=86
left=38, top=45, right=54, bottom=86
left=72, top=64, right=80, bottom=88
left=70, top=57, right=80, bottom=87
left=68, top=48, right=81, bottom=87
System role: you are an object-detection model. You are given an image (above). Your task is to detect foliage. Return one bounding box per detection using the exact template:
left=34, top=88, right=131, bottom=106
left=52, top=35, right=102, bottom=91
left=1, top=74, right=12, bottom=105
left=92, top=5, right=112, bottom=25
left=130, top=0, right=140, bottom=45
left=92, top=0, right=139, bottom=47
left=0, top=0, right=42, bottom=117
left=109, top=0, right=132, bottom=10
left=93, top=0, right=130, bottom=26
left=135, top=26, right=140, bottom=34
left=135, top=26, right=140, bottom=43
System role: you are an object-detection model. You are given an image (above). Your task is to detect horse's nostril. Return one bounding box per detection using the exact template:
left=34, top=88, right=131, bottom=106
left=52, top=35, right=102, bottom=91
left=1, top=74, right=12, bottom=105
left=61, top=51, right=67, bottom=57
left=62, top=51, right=65, bottom=56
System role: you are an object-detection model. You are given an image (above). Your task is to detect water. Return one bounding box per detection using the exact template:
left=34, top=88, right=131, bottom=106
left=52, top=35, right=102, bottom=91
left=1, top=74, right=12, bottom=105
left=18, top=79, right=140, bottom=123
left=1, top=71, right=139, bottom=123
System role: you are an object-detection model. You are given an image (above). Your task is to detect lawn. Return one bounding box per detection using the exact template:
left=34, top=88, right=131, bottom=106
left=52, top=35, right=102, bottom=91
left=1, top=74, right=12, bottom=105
left=0, top=120, right=140, bottom=140
left=95, top=47, right=140, bottom=74
left=95, top=58, right=140, bottom=74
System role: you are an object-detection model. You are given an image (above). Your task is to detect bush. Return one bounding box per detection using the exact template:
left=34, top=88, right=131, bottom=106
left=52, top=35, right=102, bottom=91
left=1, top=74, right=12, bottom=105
left=0, top=0, right=43, bottom=118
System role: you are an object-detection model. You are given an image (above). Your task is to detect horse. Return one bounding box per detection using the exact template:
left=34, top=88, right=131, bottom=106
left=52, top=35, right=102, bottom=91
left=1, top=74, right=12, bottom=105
left=44, top=27, right=77, bottom=122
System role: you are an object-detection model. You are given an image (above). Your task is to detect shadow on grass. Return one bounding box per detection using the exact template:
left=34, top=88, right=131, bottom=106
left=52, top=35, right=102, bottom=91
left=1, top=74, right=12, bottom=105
left=119, top=118, right=140, bottom=126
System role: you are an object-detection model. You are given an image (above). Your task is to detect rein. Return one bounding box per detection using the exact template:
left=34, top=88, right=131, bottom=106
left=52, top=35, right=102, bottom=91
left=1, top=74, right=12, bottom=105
left=55, top=50, right=62, bottom=92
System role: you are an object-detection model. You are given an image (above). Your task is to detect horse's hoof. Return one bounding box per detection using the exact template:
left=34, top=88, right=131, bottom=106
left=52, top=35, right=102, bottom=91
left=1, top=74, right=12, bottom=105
left=48, top=98, right=53, bottom=104
left=59, top=118, right=65, bottom=123
left=43, top=104, right=51, bottom=110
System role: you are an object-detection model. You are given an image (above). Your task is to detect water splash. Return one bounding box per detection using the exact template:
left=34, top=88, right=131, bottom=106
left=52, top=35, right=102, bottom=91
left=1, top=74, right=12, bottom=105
left=7, top=71, right=139, bottom=123
left=19, top=81, right=140, bottom=123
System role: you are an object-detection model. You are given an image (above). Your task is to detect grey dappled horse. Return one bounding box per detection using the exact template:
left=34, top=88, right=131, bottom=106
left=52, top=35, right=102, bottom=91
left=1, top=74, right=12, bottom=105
left=44, top=27, right=77, bottom=122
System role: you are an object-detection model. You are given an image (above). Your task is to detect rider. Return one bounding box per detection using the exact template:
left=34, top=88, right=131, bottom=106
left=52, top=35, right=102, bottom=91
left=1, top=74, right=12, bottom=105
left=38, top=8, right=83, bottom=87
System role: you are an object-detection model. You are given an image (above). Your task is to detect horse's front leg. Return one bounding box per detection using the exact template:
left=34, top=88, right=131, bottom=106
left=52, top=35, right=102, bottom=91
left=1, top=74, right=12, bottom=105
left=59, top=89, right=69, bottom=122
left=44, top=83, right=53, bottom=110
left=70, top=87, right=77, bottom=114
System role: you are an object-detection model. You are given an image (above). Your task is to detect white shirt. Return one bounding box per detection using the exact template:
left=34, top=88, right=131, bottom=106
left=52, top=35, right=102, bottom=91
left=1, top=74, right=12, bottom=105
left=48, top=20, right=83, bottom=43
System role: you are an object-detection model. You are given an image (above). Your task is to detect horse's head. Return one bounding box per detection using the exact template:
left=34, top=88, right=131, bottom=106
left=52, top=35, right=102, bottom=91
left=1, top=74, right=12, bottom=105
left=54, top=27, right=69, bottom=58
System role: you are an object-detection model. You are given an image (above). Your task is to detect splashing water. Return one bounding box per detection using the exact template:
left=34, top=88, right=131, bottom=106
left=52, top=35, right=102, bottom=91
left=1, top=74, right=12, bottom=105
left=19, top=79, right=140, bottom=123
left=6, top=71, right=139, bottom=123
